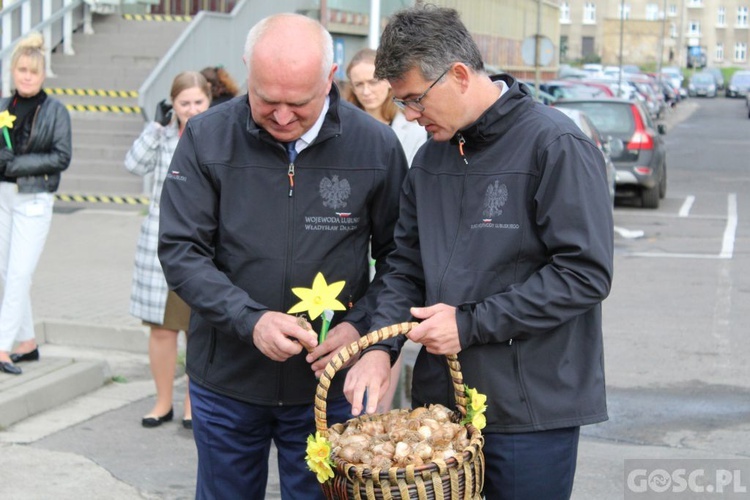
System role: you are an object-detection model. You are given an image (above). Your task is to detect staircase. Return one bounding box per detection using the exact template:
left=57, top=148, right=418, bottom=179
left=48, top=13, right=188, bottom=197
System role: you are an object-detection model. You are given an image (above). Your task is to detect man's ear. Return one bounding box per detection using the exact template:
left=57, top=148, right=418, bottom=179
left=450, top=63, right=472, bottom=93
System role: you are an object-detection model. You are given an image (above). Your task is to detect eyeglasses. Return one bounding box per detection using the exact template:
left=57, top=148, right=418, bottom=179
left=392, top=67, right=451, bottom=113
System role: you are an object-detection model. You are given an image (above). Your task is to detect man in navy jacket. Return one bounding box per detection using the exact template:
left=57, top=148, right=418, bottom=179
left=159, top=13, right=407, bottom=499
left=343, top=6, right=614, bottom=499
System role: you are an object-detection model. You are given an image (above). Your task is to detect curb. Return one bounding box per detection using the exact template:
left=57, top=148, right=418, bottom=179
left=0, top=358, right=111, bottom=429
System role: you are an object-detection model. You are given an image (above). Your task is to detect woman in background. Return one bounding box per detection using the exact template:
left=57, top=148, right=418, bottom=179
left=0, top=32, right=72, bottom=376
left=345, top=48, right=428, bottom=411
left=200, top=66, right=239, bottom=107
left=345, top=48, right=427, bottom=166
left=125, top=71, right=210, bottom=428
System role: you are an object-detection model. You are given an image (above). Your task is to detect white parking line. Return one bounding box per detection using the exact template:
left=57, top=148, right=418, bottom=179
left=719, top=193, right=737, bottom=259
left=627, top=193, right=737, bottom=260
left=678, top=195, right=695, bottom=217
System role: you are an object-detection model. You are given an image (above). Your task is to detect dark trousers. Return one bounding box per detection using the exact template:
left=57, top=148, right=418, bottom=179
left=482, top=426, right=580, bottom=500
left=190, top=382, right=351, bottom=500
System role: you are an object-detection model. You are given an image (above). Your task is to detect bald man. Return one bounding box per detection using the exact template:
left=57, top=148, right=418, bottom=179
left=159, top=13, right=407, bottom=499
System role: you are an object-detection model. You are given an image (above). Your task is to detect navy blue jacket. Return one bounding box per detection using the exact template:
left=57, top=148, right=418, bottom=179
left=159, top=86, right=407, bottom=405
left=372, top=75, right=614, bottom=433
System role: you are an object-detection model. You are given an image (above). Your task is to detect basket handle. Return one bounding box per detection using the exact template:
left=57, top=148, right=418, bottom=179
left=314, top=321, right=468, bottom=437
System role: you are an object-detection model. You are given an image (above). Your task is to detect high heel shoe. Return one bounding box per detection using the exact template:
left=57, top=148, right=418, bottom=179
left=182, top=418, right=193, bottom=430
left=0, top=361, right=22, bottom=375
left=141, top=407, right=173, bottom=428
left=10, top=348, right=39, bottom=363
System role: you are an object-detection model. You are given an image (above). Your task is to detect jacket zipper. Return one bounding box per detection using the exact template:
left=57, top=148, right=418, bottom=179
left=280, top=150, right=297, bottom=403
left=437, top=133, right=469, bottom=298
left=287, top=160, right=295, bottom=197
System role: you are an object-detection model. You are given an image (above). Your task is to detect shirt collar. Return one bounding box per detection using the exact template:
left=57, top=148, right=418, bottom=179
left=293, top=96, right=330, bottom=154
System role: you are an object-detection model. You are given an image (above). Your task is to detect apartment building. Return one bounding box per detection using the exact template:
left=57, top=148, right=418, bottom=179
left=561, top=0, right=750, bottom=69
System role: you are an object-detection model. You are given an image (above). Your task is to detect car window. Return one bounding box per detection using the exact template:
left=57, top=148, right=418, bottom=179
left=555, top=102, right=635, bottom=135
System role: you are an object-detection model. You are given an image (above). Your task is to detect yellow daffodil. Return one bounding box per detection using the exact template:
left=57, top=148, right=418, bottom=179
left=288, top=272, right=346, bottom=320
left=306, top=432, right=334, bottom=483
left=471, top=412, right=487, bottom=430
left=0, top=111, right=16, bottom=129
left=461, top=385, right=488, bottom=431
left=468, top=387, right=487, bottom=414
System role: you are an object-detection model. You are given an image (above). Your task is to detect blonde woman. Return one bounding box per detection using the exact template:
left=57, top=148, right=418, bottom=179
left=0, top=32, right=72, bottom=375
left=125, top=72, right=210, bottom=428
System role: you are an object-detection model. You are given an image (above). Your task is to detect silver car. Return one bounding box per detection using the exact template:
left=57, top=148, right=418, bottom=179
left=726, top=70, right=750, bottom=98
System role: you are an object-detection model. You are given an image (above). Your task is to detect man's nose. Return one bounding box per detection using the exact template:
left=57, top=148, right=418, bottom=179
left=273, top=106, right=294, bottom=126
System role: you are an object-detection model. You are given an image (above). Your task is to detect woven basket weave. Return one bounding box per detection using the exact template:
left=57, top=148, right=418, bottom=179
left=314, top=322, right=485, bottom=500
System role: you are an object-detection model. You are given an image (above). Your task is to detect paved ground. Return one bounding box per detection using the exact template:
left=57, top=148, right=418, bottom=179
left=0, top=101, right=723, bottom=500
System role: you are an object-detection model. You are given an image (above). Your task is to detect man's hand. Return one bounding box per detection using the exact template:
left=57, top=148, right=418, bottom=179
left=252, top=311, right=319, bottom=362
left=408, top=304, right=461, bottom=355
left=343, top=350, right=391, bottom=416
left=307, top=321, right=360, bottom=378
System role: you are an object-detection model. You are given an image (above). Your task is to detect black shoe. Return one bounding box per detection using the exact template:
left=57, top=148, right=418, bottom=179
left=182, top=418, right=193, bottom=430
left=0, top=361, right=22, bottom=375
left=10, top=348, right=39, bottom=363
left=141, top=407, right=174, bottom=428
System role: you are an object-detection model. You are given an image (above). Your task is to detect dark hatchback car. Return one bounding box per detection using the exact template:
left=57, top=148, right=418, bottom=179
left=552, top=98, right=667, bottom=208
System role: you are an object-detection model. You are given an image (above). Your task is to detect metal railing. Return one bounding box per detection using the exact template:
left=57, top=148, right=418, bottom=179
left=138, top=0, right=304, bottom=122
left=0, top=0, right=89, bottom=97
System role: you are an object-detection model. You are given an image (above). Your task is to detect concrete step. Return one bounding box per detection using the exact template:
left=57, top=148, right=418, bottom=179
left=0, top=357, right=111, bottom=429
left=0, top=321, right=153, bottom=430
left=61, top=160, right=146, bottom=195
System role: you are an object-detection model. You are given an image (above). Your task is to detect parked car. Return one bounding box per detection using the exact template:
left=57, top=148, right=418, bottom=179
left=554, top=107, right=617, bottom=206
left=701, top=67, right=725, bottom=90
left=552, top=98, right=667, bottom=209
left=539, top=80, right=608, bottom=100
left=726, top=70, right=750, bottom=98
left=688, top=72, right=718, bottom=97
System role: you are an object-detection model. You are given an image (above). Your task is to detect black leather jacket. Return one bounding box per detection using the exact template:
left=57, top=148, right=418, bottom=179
left=0, top=94, right=72, bottom=193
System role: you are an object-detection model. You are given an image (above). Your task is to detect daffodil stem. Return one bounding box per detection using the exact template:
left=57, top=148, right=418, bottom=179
left=319, top=309, right=334, bottom=343
left=319, top=318, right=330, bottom=343
left=2, top=127, right=12, bottom=151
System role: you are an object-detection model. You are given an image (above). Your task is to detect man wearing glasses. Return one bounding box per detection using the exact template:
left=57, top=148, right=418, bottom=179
left=343, top=5, right=614, bottom=499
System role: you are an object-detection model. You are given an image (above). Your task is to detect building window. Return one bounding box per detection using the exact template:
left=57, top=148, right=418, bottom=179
left=670, top=23, right=677, bottom=37
left=687, top=0, right=702, bottom=6
left=735, top=42, right=747, bottom=61
left=716, top=42, right=724, bottom=61
left=619, top=3, right=631, bottom=19
left=560, top=1, right=571, bottom=23
left=737, top=6, right=748, bottom=27
left=688, top=20, right=701, bottom=36
left=668, top=4, right=677, bottom=17
left=646, top=3, right=660, bottom=20
left=583, top=2, right=596, bottom=24
left=717, top=6, right=726, bottom=26
left=582, top=36, right=595, bottom=58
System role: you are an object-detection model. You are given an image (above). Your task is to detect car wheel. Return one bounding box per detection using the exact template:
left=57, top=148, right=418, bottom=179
left=642, top=184, right=660, bottom=209
left=659, top=165, right=667, bottom=199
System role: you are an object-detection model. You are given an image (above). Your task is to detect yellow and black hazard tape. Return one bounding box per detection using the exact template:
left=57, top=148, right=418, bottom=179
left=122, top=13, right=191, bottom=22
left=48, top=88, right=138, bottom=98
left=55, top=194, right=150, bottom=205
left=65, top=104, right=142, bottom=114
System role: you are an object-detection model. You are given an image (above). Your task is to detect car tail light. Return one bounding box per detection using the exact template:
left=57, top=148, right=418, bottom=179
left=626, top=104, right=655, bottom=151
left=634, top=166, right=653, bottom=175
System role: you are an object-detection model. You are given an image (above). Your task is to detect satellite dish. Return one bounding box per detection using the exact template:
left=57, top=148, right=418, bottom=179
left=521, top=35, right=554, bottom=67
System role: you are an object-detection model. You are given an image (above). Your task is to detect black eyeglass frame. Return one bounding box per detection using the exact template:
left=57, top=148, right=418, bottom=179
left=392, top=66, right=451, bottom=113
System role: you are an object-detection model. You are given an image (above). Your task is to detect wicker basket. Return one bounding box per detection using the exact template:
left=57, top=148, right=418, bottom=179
left=314, top=322, right=485, bottom=500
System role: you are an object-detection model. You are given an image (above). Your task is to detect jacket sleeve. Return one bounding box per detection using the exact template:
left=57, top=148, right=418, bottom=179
left=456, top=134, right=614, bottom=347
left=158, top=123, right=268, bottom=343
left=365, top=170, right=427, bottom=360
left=124, top=122, right=163, bottom=177
left=4, top=102, right=71, bottom=177
left=343, top=137, right=409, bottom=336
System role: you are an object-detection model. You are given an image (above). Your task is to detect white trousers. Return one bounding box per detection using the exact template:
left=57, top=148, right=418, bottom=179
left=0, top=182, right=54, bottom=352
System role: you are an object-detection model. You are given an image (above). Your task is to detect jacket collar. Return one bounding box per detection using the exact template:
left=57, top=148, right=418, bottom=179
left=451, top=74, right=534, bottom=147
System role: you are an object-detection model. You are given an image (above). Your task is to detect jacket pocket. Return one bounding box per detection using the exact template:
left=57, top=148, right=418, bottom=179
left=511, top=340, right=534, bottom=422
